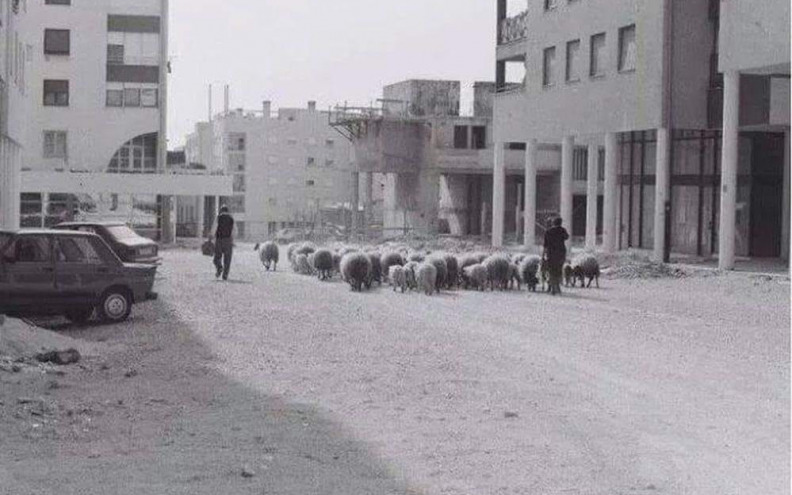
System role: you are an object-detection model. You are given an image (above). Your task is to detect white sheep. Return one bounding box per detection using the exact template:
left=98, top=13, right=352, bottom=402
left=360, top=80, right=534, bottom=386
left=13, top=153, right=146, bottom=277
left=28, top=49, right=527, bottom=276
left=388, top=265, right=408, bottom=293
left=462, top=264, right=488, bottom=291
left=416, top=262, right=438, bottom=295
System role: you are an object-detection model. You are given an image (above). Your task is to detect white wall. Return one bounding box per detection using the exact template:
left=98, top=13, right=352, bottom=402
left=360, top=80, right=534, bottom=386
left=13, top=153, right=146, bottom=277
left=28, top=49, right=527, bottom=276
left=719, top=0, right=791, bottom=74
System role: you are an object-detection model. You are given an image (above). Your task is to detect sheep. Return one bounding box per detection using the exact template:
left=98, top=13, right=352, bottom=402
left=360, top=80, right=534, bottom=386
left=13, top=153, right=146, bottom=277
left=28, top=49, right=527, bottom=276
left=340, top=252, right=372, bottom=291
left=571, top=254, right=601, bottom=288
left=403, top=261, right=420, bottom=291
left=296, top=242, right=317, bottom=257
left=338, top=246, right=358, bottom=257
left=563, top=262, right=575, bottom=287
left=332, top=252, right=343, bottom=276
left=365, top=252, right=383, bottom=289
left=286, top=243, right=299, bottom=263
left=426, top=255, right=448, bottom=292
left=295, top=254, right=314, bottom=276
left=443, top=254, right=459, bottom=289
left=388, top=265, right=408, bottom=293
left=256, top=241, right=279, bottom=271
left=312, top=249, right=334, bottom=280
left=462, top=263, right=488, bottom=291
left=508, top=262, right=522, bottom=291
left=540, top=258, right=551, bottom=292
left=416, top=262, right=438, bottom=295
left=519, top=255, right=542, bottom=292
left=458, top=254, right=480, bottom=289
left=512, top=253, right=527, bottom=266
left=475, top=252, right=489, bottom=264
left=407, top=252, right=425, bottom=263
left=380, top=252, right=405, bottom=281
left=484, top=254, right=511, bottom=291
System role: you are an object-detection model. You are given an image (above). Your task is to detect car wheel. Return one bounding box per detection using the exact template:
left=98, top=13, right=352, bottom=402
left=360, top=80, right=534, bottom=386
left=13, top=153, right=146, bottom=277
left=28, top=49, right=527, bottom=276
left=98, top=288, right=132, bottom=323
left=65, top=307, right=93, bottom=324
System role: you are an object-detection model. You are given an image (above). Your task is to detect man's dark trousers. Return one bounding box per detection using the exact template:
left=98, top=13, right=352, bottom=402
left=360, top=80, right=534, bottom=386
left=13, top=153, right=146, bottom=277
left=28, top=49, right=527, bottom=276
left=213, top=238, right=233, bottom=280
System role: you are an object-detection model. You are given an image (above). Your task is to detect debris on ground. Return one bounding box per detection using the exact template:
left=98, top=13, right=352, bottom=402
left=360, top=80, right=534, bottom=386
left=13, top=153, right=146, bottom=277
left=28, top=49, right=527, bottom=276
left=35, top=349, right=81, bottom=366
left=603, top=261, right=689, bottom=280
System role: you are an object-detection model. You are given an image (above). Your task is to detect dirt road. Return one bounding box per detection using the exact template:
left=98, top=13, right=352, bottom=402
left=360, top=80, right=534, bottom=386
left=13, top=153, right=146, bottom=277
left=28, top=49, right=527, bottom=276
left=1, top=248, right=788, bottom=494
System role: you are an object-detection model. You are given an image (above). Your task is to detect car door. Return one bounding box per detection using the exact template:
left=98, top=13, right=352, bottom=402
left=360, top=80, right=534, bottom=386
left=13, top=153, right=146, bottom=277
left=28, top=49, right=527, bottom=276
left=1, top=234, right=56, bottom=311
left=57, top=234, right=121, bottom=304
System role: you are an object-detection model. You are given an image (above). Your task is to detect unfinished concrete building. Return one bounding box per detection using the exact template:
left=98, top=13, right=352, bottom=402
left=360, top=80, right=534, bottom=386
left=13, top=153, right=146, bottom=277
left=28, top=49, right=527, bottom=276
left=334, top=79, right=563, bottom=238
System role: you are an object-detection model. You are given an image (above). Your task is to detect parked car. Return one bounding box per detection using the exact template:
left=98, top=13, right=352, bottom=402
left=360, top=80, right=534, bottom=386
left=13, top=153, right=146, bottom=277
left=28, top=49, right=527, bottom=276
left=0, top=229, right=158, bottom=323
left=52, top=221, right=160, bottom=264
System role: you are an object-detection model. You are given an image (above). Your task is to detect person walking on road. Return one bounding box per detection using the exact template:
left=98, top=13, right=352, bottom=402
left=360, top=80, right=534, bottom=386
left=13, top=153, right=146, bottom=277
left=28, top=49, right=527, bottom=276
left=543, top=217, right=569, bottom=295
left=213, top=205, right=235, bottom=280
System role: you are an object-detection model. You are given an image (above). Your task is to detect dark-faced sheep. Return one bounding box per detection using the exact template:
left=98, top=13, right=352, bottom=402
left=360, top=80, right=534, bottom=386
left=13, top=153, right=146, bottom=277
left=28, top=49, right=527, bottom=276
left=519, top=255, right=541, bottom=292
left=443, top=254, right=459, bottom=289
left=571, top=254, right=600, bottom=288
left=340, top=252, right=372, bottom=291
left=484, top=255, right=511, bottom=291
left=458, top=254, right=480, bottom=289
left=426, top=255, right=447, bottom=292
left=257, top=242, right=279, bottom=271
left=403, top=261, right=419, bottom=291
left=380, top=252, right=404, bottom=282
left=312, top=249, right=335, bottom=280
left=365, top=253, right=382, bottom=289
left=296, top=242, right=317, bottom=258
left=388, top=265, right=408, bottom=293
left=416, top=262, right=438, bottom=295
left=462, top=264, right=488, bottom=291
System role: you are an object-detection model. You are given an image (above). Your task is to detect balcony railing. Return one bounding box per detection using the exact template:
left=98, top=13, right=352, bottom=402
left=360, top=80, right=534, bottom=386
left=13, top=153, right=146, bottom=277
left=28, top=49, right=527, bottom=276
left=499, top=10, right=529, bottom=45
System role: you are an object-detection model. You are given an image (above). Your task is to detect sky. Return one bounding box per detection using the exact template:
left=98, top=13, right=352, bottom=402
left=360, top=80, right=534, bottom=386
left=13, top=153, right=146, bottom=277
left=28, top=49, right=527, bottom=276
left=168, top=0, right=497, bottom=147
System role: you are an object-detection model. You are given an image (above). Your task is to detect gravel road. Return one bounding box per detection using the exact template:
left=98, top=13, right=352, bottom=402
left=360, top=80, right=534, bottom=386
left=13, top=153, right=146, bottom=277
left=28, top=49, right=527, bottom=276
left=1, top=247, right=788, bottom=494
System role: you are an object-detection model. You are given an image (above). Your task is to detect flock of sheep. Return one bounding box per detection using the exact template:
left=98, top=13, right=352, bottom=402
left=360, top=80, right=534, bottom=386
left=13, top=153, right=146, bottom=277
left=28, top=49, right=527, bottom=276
left=254, top=241, right=601, bottom=295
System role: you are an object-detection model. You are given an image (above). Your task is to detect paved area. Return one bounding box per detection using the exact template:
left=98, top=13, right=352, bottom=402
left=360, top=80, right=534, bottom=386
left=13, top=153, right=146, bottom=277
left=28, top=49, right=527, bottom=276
left=1, top=247, right=789, bottom=494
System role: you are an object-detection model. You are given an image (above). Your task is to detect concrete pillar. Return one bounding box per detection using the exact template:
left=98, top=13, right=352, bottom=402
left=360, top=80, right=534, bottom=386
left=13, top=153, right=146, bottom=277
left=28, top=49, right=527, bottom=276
left=781, top=129, right=790, bottom=262
left=524, top=139, right=538, bottom=248
left=603, top=133, right=619, bottom=253
left=561, top=136, right=574, bottom=236
left=362, top=171, right=373, bottom=234
left=718, top=71, right=740, bottom=270
left=654, top=128, right=671, bottom=262
left=492, top=142, right=506, bottom=247
left=350, top=171, right=360, bottom=237
left=196, top=196, right=205, bottom=238
left=160, top=195, right=176, bottom=244
left=585, top=143, right=599, bottom=250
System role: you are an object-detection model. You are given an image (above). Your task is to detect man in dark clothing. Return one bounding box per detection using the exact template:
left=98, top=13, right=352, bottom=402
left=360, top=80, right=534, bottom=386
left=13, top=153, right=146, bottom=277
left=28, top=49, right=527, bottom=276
left=214, top=206, right=234, bottom=280
left=543, top=217, right=569, bottom=295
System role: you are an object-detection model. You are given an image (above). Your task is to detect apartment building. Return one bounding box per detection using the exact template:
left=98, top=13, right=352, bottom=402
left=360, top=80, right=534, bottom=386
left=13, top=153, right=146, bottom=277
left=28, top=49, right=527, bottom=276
left=16, top=0, right=229, bottom=239
left=492, top=0, right=789, bottom=268
left=185, top=101, right=356, bottom=241
left=0, top=0, right=29, bottom=230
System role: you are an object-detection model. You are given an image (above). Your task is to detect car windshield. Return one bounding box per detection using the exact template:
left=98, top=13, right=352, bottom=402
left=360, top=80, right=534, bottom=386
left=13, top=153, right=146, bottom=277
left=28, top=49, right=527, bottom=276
left=105, top=225, right=141, bottom=240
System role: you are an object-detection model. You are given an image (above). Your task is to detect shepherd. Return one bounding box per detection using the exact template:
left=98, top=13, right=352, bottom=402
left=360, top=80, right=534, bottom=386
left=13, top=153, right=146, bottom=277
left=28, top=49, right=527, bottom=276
left=213, top=205, right=235, bottom=280
left=543, top=217, right=569, bottom=295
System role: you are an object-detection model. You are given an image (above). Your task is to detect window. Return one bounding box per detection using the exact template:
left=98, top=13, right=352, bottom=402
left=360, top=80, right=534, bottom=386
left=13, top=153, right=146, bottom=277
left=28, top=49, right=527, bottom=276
left=325, top=159, right=335, bottom=168
left=229, top=154, right=245, bottom=171
left=566, top=39, right=581, bottom=82
left=287, top=138, right=297, bottom=146
left=141, top=88, right=158, bottom=107
left=56, top=237, right=104, bottom=264
left=43, top=131, right=67, bottom=158
left=454, top=126, right=469, bottom=149
left=590, top=32, right=606, bottom=77
left=44, top=29, right=70, bottom=55
left=325, top=139, right=335, bottom=148
left=13, top=236, right=50, bottom=263
left=107, top=44, right=124, bottom=64
left=544, top=0, right=558, bottom=10
left=307, top=157, right=316, bottom=167
left=228, top=133, right=246, bottom=151
left=306, top=180, right=315, bottom=187
left=472, top=126, right=487, bottom=150
left=106, top=89, right=123, bottom=107
left=618, top=24, right=637, bottom=72
left=45, top=0, right=71, bottom=4
left=43, top=79, right=69, bottom=106
left=543, top=46, right=556, bottom=87
left=233, top=174, right=246, bottom=193
left=123, top=87, right=140, bottom=107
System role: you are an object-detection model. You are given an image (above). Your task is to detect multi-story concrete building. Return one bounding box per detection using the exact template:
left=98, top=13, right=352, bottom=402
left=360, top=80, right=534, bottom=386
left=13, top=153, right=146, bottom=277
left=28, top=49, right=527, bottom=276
left=15, top=0, right=229, bottom=239
left=0, top=0, right=30, bottom=230
left=185, top=101, right=356, bottom=241
left=492, top=0, right=789, bottom=268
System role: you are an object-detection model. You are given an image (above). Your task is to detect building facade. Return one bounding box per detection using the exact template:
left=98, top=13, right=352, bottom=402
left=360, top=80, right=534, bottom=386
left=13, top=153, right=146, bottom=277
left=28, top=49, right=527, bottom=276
left=15, top=0, right=229, bottom=239
left=492, top=0, right=790, bottom=267
left=185, top=101, right=356, bottom=241
left=0, top=0, right=29, bottom=231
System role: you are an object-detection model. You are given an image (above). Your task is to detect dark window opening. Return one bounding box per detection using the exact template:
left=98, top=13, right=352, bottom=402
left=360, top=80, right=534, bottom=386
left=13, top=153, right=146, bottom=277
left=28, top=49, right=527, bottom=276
left=43, top=79, right=69, bottom=106
left=454, top=126, right=469, bottom=149
left=472, top=126, right=487, bottom=149
left=44, top=29, right=70, bottom=55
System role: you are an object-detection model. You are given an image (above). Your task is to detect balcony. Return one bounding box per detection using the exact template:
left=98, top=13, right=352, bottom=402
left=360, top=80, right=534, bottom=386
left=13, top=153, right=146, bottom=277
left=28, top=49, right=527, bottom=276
left=498, top=10, right=529, bottom=45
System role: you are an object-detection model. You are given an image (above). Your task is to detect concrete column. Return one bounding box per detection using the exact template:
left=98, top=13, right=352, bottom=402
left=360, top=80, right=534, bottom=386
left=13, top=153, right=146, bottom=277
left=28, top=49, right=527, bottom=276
left=781, top=129, right=790, bottom=262
left=196, top=196, right=205, bottom=238
left=524, top=139, right=538, bottom=248
left=585, top=143, right=599, bottom=250
left=350, top=171, right=360, bottom=237
left=654, top=128, right=671, bottom=262
left=362, top=171, right=373, bottom=236
left=561, top=136, right=574, bottom=235
left=718, top=71, right=740, bottom=270
left=492, top=142, right=506, bottom=247
left=603, top=132, right=619, bottom=253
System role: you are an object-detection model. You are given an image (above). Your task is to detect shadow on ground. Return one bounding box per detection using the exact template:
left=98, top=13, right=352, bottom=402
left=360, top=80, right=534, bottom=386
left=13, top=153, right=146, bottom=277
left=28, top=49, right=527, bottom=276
left=0, top=301, right=421, bottom=495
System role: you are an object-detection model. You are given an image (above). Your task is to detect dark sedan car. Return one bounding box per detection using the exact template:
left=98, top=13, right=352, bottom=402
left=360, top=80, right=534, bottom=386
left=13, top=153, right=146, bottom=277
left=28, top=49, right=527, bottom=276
left=53, top=222, right=160, bottom=264
left=0, top=230, right=157, bottom=323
